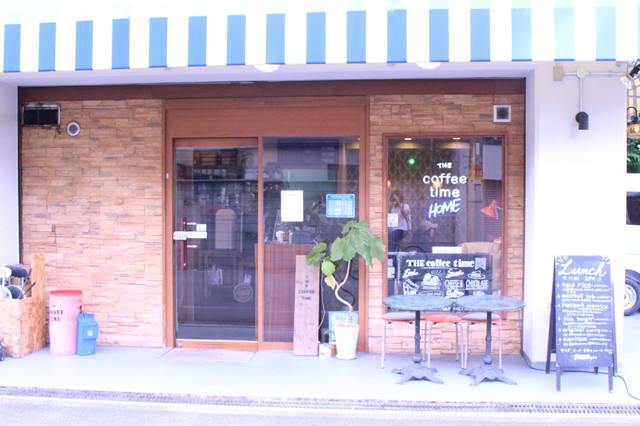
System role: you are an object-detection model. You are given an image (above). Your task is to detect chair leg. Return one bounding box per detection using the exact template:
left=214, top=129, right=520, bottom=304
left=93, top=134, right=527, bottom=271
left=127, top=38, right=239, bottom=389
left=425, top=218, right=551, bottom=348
left=422, top=319, right=427, bottom=362
left=459, top=322, right=465, bottom=368
left=498, top=322, right=502, bottom=370
left=427, top=322, right=433, bottom=368
left=463, top=322, right=471, bottom=370
left=454, top=323, right=460, bottom=362
left=455, top=323, right=462, bottom=361
left=382, top=322, right=388, bottom=369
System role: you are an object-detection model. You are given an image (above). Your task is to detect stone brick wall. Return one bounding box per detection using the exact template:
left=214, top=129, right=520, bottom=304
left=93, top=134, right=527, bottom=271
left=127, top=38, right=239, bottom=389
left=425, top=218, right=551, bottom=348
left=20, top=99, right=164, bottom=347
left=18, top=91, right=524, bottom=353
left=367, top=94, right=525, bottom=355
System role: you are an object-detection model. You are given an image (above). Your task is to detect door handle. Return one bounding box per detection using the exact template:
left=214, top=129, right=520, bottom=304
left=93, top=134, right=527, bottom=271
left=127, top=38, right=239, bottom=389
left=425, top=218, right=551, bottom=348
left=180, top=217, right=187, bottom=272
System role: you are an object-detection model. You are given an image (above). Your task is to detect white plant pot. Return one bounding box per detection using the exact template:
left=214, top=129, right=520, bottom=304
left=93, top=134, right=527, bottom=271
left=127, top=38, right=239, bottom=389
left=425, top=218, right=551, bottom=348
left=334, top=323, right=359, bottom=360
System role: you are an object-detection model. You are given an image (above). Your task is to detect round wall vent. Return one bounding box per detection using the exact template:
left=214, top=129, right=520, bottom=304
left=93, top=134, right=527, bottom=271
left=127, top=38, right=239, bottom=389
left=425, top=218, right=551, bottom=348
left=66, top=121, right=81, bottom=137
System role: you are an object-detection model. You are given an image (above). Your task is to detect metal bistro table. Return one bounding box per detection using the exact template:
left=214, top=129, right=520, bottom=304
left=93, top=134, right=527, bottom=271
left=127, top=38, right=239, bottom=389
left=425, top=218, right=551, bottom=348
left=383, top=295, right=453, bottom=385
left=454, top=295, right=525, bottom=386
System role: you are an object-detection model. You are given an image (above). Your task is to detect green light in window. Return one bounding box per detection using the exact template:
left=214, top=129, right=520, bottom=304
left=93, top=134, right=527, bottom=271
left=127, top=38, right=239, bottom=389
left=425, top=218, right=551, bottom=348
left=407, top=157, right=416, bottom=166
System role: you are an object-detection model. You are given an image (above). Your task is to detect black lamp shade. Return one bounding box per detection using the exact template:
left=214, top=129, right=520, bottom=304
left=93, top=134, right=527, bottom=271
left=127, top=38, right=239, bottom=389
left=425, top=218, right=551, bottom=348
left=575, top=111, right=589, bottom=130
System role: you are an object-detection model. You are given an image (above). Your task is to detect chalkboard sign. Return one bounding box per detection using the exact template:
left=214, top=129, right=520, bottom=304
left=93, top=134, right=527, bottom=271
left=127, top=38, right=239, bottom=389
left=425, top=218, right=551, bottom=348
left=277, top=140, right=338, bottom=165
left=396, top=253, right=492, bottom=310
left=546, top=255, right=616, bottom=391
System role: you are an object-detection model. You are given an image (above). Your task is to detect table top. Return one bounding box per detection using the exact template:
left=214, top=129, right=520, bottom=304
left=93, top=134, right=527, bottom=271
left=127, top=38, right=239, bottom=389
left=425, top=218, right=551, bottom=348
left=454, top=295, right=525, bottom=312
left=384, top=295, right=453, bottom=311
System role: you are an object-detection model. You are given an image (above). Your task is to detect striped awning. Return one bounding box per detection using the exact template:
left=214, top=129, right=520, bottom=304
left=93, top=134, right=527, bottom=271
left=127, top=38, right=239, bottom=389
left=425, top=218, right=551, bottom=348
left=2, top=0, right=639, bottom=74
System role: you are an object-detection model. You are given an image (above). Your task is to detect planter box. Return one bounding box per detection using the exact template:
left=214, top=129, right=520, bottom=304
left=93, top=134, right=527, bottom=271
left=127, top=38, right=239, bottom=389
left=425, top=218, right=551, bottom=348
left=0, top=253, right=46, bottom=358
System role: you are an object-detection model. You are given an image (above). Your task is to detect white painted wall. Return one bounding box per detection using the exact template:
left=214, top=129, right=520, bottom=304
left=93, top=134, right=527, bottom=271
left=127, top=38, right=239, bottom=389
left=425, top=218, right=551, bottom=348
left=523, top=62, right=628, bottom=366
left=0, top=82, right=18, bottom=267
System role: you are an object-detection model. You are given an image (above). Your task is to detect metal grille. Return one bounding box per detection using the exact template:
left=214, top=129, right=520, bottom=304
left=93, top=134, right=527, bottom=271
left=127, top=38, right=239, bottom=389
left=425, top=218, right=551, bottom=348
left=0, top=386, right=639, bottom=414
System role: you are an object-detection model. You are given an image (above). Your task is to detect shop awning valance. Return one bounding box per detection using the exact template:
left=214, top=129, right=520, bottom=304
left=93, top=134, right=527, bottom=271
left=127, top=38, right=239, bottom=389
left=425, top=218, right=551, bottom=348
left=2, top=0, right=638, bottom=73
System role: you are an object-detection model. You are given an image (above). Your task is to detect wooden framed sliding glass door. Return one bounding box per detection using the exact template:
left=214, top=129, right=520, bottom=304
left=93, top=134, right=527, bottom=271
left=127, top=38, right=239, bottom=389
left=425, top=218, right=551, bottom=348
left=173, top=138, right=259, bottom=343
left=164, top=97, right=367, bottom=350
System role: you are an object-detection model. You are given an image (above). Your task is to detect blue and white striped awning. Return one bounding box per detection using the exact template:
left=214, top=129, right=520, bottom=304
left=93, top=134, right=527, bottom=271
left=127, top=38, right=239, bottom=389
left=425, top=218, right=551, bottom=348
left=2, top=0, right=639, bottom=74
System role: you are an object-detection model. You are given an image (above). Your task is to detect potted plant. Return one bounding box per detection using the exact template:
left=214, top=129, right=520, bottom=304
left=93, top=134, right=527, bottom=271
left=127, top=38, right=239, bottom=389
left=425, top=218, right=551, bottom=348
left=306, top=220, right=386, bottom=359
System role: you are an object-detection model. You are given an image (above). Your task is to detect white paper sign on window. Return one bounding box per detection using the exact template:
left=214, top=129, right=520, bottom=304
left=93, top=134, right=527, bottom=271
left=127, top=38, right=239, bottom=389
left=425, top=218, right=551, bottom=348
left=388, top=213, right=399, bottom=228
left=281, top=190, right=304, bottom=222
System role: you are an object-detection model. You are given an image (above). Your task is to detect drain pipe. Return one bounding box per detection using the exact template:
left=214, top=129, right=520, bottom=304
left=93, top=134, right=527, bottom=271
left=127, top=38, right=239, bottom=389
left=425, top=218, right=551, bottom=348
left=554, top=65, right=628, bottom=131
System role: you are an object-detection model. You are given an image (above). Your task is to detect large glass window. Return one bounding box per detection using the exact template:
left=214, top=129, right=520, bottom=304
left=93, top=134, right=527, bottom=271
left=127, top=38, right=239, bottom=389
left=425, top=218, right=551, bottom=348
left=387, top=137, right=504, bottom=299
left=262, top=137, right=360, bottom=342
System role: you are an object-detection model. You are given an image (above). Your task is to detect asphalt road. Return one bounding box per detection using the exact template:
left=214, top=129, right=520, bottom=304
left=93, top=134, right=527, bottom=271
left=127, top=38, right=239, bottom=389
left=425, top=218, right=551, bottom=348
left=1, top=396, right=638, bottom=426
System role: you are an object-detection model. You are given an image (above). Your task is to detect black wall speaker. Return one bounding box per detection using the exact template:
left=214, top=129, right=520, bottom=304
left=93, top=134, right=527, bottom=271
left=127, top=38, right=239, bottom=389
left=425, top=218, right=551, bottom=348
left=22, top=104, right=60, bottom=126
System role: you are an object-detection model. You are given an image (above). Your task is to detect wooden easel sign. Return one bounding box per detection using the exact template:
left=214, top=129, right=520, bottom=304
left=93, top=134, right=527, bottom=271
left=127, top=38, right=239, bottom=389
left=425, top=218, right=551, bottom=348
left=293, top=256, right=320, bottom=356
left=546, top=255, right=616, bottom=392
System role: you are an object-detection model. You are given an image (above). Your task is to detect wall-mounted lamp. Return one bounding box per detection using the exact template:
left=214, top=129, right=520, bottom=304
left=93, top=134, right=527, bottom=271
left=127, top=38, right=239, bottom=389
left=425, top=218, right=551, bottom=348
left=481, top=200, right=501, bottom=219
left=554, top=65, right=632, bottom=131
left=629, top=61, right=640, bottom=79
left=575, top=111, right=589, bottom=131
left=254, top=64, right=280, bottom=73
left=574, top=68, right=589, bottom=131
left=629, top=107, right=640, bottom=139
left=416, top=62, right=441, bottom=70
left=406, top=150, right=417, bottom=166
left=619, top=62, right=640, bottom=90
left=620, top=76, right=634, bottom=90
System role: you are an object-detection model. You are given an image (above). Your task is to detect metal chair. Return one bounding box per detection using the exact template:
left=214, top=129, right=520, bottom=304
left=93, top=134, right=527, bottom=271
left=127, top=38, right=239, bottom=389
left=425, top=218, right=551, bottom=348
left=381, top=311, right=415, bottom=368
left=462, top=312, right=503, bottom=369
left=422, top=314, right=464, bottom=368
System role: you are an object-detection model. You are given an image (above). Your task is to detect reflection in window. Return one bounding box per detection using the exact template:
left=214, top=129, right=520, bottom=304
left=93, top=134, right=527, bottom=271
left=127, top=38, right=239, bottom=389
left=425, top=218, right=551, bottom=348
left=262, top=137, right=360, bottom=342
left=387, top=137, right=503, bottom=298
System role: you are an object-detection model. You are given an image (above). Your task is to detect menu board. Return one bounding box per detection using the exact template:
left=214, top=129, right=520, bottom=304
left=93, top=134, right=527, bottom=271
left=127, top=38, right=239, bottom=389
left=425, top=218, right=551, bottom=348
left=277, top=140, right=338, bottom=165
left=396, top=253, right=492, bottom=309
left=553, top=255, right=614, bottom=368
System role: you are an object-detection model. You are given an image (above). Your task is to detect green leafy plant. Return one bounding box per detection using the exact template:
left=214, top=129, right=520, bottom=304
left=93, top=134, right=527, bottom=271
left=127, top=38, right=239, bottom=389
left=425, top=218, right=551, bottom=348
left=306, top=220, right=386, bottom=325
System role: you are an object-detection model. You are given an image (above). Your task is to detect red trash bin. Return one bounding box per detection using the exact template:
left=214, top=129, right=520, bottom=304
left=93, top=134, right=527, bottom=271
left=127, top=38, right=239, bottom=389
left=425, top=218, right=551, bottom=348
left=49, top=290, right=82, bottom=356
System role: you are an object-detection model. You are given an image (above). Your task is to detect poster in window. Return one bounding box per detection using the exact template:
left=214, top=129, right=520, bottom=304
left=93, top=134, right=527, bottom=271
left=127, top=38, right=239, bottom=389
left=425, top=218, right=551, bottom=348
left=395, top=252, right=492, bottom=305
left=281, top=190, right=304, bottom=222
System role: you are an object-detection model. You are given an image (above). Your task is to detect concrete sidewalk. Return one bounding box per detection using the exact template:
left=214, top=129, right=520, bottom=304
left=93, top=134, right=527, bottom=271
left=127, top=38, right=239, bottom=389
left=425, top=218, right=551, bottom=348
left=0, top=315, right=639, bottom=411
left=0, top=347, right=636, bottom=404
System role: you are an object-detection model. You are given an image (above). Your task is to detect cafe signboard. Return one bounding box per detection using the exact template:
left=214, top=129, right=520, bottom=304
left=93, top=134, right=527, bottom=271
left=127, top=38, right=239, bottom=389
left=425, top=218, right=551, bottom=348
left=422, top=171, right=468, bottom=219
left=546, top=255, right=616, bottom=391
left=395, top=253, right=493, bottom=310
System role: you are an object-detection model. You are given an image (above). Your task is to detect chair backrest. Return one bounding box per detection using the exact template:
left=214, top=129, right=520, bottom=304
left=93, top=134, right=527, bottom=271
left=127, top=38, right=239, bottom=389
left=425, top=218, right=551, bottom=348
left=458, top=242, right=502, bottom=294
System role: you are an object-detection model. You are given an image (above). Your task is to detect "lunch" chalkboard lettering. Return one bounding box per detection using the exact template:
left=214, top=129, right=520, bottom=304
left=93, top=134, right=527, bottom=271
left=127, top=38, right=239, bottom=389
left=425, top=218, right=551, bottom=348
left=546, top=255, right=616, bottom=392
